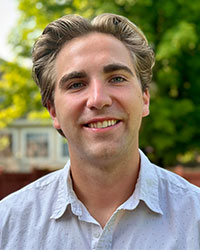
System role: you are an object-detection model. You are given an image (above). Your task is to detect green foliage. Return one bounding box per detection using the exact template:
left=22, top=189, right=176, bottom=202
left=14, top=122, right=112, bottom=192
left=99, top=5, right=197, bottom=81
left=1, top=0, right=200, bottom=166
left=0, top=61, right=49, bottom=129
left=156, top=21, right=197, bottom=60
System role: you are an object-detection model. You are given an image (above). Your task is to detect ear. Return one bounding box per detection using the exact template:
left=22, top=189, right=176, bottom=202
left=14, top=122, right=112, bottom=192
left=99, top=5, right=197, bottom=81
left=47, top=101, right=61, bottom=129
left=142, top=89, right=150, bottom=117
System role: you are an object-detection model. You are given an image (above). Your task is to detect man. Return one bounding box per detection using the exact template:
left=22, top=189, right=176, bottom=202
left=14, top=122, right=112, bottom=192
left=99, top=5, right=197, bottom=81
left=0, top=13, right=200, bottom=250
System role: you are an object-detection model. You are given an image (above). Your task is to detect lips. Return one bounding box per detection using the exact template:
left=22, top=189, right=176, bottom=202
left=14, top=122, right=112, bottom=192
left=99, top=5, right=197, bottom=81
left=84, top=119, right=120, bottom=129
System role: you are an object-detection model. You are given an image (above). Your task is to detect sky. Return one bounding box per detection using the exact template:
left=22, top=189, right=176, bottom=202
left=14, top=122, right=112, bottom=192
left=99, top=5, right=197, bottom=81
left=0, top=0, right=19, bottom=61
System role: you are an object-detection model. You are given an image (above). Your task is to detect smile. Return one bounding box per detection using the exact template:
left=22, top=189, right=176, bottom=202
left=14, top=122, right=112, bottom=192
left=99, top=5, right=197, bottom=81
left=86, top=120, right=119, bottom=129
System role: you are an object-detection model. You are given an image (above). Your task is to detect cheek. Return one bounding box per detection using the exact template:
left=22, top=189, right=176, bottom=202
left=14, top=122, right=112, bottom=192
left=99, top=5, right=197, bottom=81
left=56, top=104, right=80, bottom=131
left=127, top=98, right=145, bottom=122
left=122, top=92, right=143, bottom=110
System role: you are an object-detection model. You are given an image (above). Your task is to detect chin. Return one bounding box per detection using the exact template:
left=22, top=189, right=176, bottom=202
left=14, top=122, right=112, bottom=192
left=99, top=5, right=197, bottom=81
left=86, top=146, right=122, bottom=163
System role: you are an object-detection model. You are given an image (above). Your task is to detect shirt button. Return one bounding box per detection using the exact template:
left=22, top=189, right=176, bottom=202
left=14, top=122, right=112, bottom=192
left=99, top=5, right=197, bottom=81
left=94, top=230, right=101, bottom=238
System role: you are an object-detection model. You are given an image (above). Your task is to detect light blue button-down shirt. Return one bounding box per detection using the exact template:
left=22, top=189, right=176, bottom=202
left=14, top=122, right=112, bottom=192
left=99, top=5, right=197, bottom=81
left=1, top=151, right=200, bottom=250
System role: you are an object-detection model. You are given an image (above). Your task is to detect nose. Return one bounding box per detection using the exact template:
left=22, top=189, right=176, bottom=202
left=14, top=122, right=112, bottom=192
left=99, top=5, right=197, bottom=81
left=86, top=79, right=112, bottom=110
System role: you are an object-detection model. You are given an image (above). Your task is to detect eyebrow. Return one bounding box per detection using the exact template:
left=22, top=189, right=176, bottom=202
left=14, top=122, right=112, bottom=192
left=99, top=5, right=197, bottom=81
left=103, top=63, right=134, bottom=76
left=59, top=71, right=87, bottom=88
left=58, top=63, right=134, bottom=88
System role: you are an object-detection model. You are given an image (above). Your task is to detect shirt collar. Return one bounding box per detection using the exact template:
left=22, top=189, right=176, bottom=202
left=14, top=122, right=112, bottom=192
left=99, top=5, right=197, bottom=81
left=50, top=149, right=163, bottom=220
left=138, top=150, right=163, bottom=214
left=50, top=160, right=83, bottom=220
left=119, top=150, right=163, bottom=215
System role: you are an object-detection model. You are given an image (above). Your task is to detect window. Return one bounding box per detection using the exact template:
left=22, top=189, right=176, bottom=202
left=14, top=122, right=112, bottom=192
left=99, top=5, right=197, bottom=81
left=26, top=133, right=49, bottom=158
left=57, top=134, right=69, bottom=161
left=0, top=133, right=13, bottom=157
left=61, top=137, right=69, bottom=157
left=22, top=128, right=53, bottom=160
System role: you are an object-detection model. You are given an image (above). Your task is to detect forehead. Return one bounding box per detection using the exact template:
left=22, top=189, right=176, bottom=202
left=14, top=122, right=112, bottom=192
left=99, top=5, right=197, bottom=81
left=55, top=32, right=135, bottom=77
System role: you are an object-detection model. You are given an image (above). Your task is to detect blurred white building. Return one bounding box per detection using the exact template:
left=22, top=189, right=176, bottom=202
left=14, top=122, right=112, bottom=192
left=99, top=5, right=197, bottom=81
left=0, top=119, right=69, bottom=172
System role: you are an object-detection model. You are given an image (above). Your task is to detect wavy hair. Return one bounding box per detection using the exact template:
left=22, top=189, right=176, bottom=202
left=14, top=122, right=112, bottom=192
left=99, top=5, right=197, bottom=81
left=32, top=13, right=155, bottom=108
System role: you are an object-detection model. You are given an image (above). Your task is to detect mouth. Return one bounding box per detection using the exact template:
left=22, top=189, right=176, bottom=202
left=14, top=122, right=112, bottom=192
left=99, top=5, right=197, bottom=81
left=84, top=119, right=120, bottom=129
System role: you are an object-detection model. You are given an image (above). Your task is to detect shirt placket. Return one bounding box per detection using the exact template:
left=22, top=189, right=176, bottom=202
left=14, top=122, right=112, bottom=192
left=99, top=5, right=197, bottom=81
left=91, top=224, right=103, bottom=250
left=92, top=213, right=117, bottom=250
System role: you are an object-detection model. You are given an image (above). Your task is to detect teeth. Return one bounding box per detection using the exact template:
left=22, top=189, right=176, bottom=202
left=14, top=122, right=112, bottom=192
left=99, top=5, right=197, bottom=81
left=97, top=122, right=102, bottom=128
left=103, top=121, right=107, bottom=128
left=111, top=120, right=116, bottom=126
left=88, top=120, right=118, bottom=128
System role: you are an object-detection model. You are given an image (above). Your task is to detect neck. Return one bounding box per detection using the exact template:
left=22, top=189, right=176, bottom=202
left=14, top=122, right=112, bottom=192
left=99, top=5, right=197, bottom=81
left=69, top=148, right=140, bottom=228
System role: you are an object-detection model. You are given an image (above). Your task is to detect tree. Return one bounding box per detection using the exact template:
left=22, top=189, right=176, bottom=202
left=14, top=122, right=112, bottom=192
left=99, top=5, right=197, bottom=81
left=1, top=0, right=200, bottom=166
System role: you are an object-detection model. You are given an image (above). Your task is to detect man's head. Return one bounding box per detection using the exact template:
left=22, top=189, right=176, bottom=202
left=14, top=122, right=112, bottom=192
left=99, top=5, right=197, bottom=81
left=32, top=13, right=155, bottom=108
left=32, top=13, right=154, bottom=163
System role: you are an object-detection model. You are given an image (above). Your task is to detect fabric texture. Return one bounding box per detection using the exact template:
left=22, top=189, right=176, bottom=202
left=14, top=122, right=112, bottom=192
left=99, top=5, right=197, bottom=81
left=0, top=150, right=200, bottom=250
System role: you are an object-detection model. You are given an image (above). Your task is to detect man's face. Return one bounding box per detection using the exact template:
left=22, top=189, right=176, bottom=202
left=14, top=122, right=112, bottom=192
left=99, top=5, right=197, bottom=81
left=48, top=32, right=150, bottom=164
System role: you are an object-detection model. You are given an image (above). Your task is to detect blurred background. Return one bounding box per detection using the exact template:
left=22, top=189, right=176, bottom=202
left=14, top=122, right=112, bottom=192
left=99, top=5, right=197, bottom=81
left=0, top=0, right=200, bottom=197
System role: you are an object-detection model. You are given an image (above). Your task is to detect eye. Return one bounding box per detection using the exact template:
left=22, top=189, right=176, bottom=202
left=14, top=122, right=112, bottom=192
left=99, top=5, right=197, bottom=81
left=109, top=76, right=126, bottom=83
left=68, top=82, right=85, bottom=90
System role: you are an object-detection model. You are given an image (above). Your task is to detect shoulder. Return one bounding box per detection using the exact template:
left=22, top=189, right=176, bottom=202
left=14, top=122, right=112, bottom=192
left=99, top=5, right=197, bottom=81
left=0, top=168, right=66, bottom=249
left=0, top=166, right=70, bottom=249
left=0, top=168, right=64, bottom=216
left=140, top=150, right=200, bottom=196
left=152, top=163, right=200, bottom=210
left=154, top=163, right=200, bottom=193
